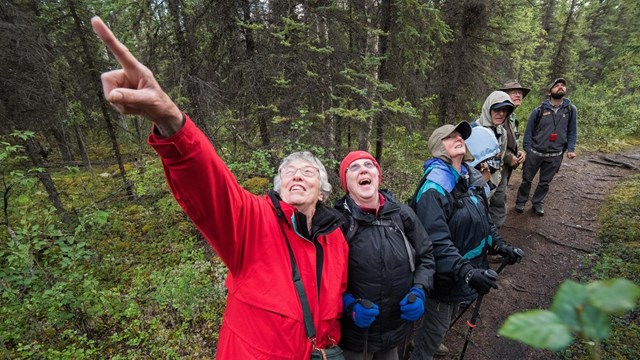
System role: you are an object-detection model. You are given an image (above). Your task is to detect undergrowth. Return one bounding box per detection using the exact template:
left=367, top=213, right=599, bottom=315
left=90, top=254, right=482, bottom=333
left=567, top=175, right=640, bottom=359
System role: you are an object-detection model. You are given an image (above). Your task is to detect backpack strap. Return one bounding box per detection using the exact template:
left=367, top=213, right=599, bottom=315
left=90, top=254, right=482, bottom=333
left=534, top=104, right=544, bottom=128
left=391, top=212, right=415, bottom=273
left=345, top=216, right=359, bottom=243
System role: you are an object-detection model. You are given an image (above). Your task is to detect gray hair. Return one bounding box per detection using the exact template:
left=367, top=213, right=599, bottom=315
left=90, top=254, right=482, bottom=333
left=273, top=151, right=332, bottom=200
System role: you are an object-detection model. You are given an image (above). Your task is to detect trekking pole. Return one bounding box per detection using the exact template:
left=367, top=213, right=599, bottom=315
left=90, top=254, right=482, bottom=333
left=399, top=293, right=418, bottom=360
left=360, top=299, right=374, bottom=359
left=459, top=269, right=498, bottom=360
left=448, top=248, right=524, bottom=330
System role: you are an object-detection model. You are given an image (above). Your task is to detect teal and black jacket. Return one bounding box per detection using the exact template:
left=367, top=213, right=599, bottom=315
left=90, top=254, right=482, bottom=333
left=415, top=158, right=505, bottom=303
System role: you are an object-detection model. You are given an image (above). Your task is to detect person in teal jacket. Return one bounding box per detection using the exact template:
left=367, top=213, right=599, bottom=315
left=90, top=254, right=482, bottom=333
left=410, top=122, right=522, bottom=360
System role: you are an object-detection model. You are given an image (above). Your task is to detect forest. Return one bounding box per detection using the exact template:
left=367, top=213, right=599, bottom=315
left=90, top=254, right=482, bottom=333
left=1, top=0, right=639, bottom=358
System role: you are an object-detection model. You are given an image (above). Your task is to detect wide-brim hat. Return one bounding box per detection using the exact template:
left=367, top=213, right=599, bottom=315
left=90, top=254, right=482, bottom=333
left=499, top=80, right=531, bottom=98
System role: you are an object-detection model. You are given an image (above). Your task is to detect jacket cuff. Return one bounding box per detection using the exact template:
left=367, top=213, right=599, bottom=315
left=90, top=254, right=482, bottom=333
left=148, top=114, right=197, bottom=160
left=459, top=263, right=473, bottom=282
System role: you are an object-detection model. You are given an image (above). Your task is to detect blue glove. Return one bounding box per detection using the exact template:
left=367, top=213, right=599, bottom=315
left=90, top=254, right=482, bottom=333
left=343, top=293, right=379, bottom=328
left=399, top=287, right=426, bottom=321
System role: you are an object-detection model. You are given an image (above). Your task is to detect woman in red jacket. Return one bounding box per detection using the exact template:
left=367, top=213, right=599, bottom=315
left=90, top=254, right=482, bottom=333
left=91, top=17, right=349, bottom=359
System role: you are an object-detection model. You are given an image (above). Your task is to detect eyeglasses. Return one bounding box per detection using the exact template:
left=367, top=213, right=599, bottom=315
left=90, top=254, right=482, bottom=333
left=347, top=161, right=376, bottom=173
left=281, top=165, right=319, bottom=178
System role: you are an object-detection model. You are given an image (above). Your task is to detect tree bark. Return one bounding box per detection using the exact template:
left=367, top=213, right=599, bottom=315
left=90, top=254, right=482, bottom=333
left=49, top=125, right=74, bottom=162
left=550, top=0, right=578, bottom=77
left=374, top=0, right=392, bottom=162
left=23, top=137, right=76, bottom=225
left=67, top=0, right=134, bottom=198
left=73, top=125, right=91, bottom=170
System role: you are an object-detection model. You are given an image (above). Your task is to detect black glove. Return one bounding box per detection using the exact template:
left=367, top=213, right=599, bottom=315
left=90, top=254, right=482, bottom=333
left=497, top=245, right=524, bottom=265
left=465, top=268, right=498, bottom=294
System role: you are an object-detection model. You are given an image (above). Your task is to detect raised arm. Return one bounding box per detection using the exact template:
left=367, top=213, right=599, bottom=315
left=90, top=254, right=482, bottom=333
left=91, top=17, right=183, bottom=137
left=92, top=17, right=263, bottom=273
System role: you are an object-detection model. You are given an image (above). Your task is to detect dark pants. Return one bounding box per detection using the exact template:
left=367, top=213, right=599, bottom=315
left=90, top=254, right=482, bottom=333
left=516, top=151, right=563, bottom=207
left=410, top=298, right=460, bottom=360
left=344, top=347, right=399, bottom=360
left=489, top=170, right=509, bottom=228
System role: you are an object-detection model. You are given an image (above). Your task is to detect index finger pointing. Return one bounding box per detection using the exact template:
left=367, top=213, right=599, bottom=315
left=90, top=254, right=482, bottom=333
left=91, top=16, right=140, bottom=71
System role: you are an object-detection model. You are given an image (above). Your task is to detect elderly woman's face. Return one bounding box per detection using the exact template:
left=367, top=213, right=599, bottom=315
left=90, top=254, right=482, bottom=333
left=279, top=160, right=322, bottom=212
left=345, top=159, right=379, bottom=205
left=442, top=131, right=467, bottom=160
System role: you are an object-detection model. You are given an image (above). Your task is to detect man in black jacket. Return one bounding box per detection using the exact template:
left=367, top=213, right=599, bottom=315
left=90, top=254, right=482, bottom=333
left=335, top=151, right=436, bottom=360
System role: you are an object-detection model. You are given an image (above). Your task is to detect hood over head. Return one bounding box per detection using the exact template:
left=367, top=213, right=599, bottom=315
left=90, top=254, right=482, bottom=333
left=477, top=91, right=515, bottom=127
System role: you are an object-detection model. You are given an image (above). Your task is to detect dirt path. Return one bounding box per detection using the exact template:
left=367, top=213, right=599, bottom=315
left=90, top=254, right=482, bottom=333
left=436, top=149, right=640, bottom=360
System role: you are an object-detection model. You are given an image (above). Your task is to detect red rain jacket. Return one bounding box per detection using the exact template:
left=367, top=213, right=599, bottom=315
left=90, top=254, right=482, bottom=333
left=149, top=116, right=349, bottom=359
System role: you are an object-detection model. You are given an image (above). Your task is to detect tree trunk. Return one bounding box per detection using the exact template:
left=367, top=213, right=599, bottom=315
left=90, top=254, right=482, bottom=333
left=550, top=0, right=578, bottom=77
left=541, top=0, right=557, bottom=35
left=67, top=0, right=134, bottom=198
left=49, top=125, right=74, bottom=162
left=374, top=0, right=392, bottom=162
left=23, top=138, right=76, bottom=225
left=73, top=126, right=91, bottom=170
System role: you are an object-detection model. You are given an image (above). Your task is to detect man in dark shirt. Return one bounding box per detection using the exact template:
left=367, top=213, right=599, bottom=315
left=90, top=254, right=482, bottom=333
left=515, top=78, right=578, bottom=216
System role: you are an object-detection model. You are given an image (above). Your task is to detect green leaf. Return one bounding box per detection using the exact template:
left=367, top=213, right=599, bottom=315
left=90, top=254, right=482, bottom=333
left=550, top=280, right=588, bottom=331
left=587, top=278, right=640, bottom=313
left=498, top=310, right=573, bottom=351
left=18, top=194, right=29, bottom=204
left=579, top=303, right=610, bottom=340
left=95, top=211, right=109, bottom=225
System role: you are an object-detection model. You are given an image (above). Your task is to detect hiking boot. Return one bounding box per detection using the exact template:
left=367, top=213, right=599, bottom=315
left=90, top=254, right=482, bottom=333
left=435, top=343, right=449, bottom=357
left=515, top=203, right=525, bottom=213
left=534, top=204, right=544, bottom=216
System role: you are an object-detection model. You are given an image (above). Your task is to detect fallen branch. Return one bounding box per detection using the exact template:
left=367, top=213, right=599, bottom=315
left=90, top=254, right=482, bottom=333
left=562, top=223, right=597, bottom=233
left=620, top=154, right=640, bottom=161
left=506, top=226, right=593, bottom=252
left=534, top=231, right=592, bottom=253
left=583, top=196, right=603, bottom=201
left=600, top=155, right=640, bottom=170
left=589, top=159, right=627, bottom=168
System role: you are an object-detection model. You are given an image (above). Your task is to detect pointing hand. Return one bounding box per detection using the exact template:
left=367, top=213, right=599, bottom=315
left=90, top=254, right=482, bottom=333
left=91, top=17, right=183, bottom=137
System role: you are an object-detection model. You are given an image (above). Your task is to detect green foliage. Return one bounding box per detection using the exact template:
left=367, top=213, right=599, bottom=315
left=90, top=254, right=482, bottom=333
left=379, top=125, right=428, bottom=200
left=242, top=177, right=271, bottom=195
left=505, top=175, right=640, bottom=359
left=227, top=149, right=275, bottom=180
left=599, top=175, right=640, bottom=247
left=499, top=279, right=640, bottom=358
left=569, top=86, right=640, bottom=151
left=1, top=149, right=227, bottom=358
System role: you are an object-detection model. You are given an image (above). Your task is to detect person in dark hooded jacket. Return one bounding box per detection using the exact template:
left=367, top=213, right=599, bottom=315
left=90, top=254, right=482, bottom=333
left=410, top=122, right=523, bottom=360
left=472, top=91, right=515, bottom=199
left=335, top=151, right=435, bottom=360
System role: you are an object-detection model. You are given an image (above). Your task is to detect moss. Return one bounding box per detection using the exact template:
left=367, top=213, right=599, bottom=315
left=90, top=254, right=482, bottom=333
left=242, top=177, right=271, bottom=195
left=578, top=174, right=640, bottom=359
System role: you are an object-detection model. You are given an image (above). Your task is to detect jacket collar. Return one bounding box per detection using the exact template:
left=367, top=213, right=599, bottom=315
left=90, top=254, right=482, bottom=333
left=267, top=191, right=343, bottom=240
left=335, top=190, right=400, bottom=223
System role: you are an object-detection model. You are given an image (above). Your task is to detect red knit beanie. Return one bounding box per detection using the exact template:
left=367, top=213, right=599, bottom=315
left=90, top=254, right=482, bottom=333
left=339, top=151, right=382, bottom=193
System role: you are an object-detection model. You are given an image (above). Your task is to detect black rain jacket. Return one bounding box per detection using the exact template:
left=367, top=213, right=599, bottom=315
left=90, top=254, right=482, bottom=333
left=335, top=191, right=435, bottom=352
